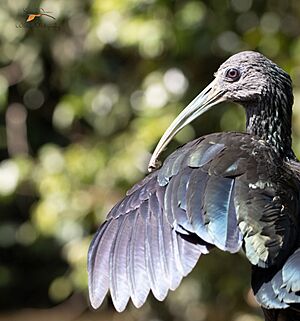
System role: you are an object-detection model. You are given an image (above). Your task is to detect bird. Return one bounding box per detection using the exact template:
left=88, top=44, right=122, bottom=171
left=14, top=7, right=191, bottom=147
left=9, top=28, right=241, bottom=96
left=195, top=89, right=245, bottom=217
left=88, top=51, right=300, bottom=321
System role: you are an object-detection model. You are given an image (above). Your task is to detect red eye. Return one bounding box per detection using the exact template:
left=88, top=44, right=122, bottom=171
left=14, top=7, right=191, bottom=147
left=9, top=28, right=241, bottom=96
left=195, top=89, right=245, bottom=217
left=225, top=68, right=241, bottom=81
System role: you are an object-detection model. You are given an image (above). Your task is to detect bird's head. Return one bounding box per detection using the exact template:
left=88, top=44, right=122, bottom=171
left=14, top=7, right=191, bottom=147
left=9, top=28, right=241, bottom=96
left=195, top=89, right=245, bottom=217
left=148, top=51, right=293, bottom=172
left=215, top=51, right=292, bottom=104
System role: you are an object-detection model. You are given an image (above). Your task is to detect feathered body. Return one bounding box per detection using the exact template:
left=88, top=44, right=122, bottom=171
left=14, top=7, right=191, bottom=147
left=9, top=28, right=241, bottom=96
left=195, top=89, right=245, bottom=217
left=88, top=51, right=300, bottom=321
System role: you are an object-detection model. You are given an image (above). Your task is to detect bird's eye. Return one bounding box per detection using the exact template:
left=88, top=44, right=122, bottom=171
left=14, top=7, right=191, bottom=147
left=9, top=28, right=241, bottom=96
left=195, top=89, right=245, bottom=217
left=225, top=68, right=241, bottom=82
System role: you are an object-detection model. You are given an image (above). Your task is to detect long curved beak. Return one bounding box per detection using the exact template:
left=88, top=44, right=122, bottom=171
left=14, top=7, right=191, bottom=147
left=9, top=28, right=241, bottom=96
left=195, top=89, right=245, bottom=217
left=148, top=79, right=226, bottom=172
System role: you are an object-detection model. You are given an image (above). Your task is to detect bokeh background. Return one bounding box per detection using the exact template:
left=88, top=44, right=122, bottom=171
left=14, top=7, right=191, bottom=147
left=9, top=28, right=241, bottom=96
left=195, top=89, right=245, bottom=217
left=1, top=0, right=300, bottom=320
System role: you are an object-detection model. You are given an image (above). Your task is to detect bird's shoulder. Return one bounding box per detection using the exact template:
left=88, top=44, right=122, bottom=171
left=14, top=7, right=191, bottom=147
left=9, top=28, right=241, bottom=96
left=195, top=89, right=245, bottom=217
left=158, top=131, right=285, bottom=184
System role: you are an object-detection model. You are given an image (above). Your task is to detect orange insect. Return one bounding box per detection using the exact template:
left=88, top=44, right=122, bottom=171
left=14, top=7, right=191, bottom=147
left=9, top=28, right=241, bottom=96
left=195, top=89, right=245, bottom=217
left=25, top=8, right=55, bottom=22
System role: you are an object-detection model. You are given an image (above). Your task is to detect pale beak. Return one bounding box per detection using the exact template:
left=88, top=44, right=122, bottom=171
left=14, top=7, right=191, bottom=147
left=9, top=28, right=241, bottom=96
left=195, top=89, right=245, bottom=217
left=148, top=79, right=226, bottom=172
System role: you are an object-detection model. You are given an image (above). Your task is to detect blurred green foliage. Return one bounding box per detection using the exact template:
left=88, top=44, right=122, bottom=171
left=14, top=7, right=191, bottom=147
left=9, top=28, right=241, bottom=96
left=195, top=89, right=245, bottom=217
left=1, top=0, right=300, bottom=320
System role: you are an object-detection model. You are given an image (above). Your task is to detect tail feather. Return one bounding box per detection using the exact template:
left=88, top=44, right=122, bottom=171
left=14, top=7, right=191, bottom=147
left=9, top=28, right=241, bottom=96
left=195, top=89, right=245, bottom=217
left=252, top=248, right=300, bottom=320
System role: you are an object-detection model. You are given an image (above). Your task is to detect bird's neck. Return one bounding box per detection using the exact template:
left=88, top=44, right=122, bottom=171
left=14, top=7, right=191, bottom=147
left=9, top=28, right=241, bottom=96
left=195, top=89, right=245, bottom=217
left=245, top=100, right=295, bottom=160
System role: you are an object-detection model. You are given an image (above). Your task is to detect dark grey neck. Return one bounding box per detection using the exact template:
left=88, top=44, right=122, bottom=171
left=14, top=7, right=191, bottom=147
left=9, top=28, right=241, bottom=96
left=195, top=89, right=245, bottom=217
left=245, top=99, right=296, bottom=160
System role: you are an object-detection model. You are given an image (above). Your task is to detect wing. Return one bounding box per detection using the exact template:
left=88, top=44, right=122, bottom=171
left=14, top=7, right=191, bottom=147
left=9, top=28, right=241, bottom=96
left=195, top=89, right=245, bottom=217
left=88, top=133, right=299, bottom=312
left=88, top=173, right=209, bottom=312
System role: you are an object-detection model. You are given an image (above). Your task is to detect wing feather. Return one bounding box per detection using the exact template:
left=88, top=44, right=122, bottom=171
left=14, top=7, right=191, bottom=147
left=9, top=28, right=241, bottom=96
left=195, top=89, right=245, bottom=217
left=110, top=215, right=131, bottom=311
left=88, top=220, right=119, bottom=309
left=186, top=168, right=211, bottom=241
left=129, top=208, right=150, bottom=307
left=146, top=200, right=170, bottom=300
left=204, top=176, right=241, bottom=252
